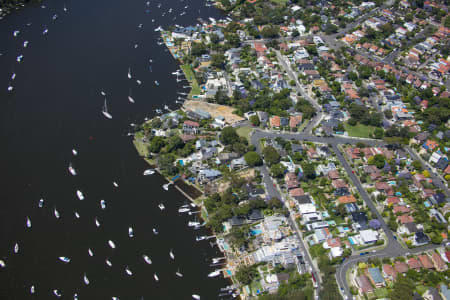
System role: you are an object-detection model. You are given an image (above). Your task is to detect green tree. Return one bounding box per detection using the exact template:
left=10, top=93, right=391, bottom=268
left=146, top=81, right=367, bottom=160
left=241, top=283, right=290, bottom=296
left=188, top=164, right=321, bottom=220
left=220, top=126, right=240, bottom=145
left=368, top=154, right=385, bottom=169
left=235, top=265, right=258, bottom=285
left=244, top=151, right=263, bottom=167
left=271, top=163, right=287, bottom=178
left=374, top=128, right=384, bottom=139
left=158, top=154, right=178, bottom=175
left=411, top=160, right=423, bottom=171
left=166, top=135, right=183, bottom=153
left=249, top=115, right=260, bottom=126
left=211, top=54, right=226, bottom=69
left=268, top=197, right=282, bottom=209
left=301, top=163, right=316, bottom=180
left=390, top=276, right=415, bottom=299
left=149, top=136, right=165, bottom=153
left=263, top=146, right=280, bottom=166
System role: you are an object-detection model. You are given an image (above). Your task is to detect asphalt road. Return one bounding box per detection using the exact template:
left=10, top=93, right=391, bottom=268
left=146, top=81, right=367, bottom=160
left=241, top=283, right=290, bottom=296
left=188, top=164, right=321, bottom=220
left=249, top=129, right=448, bottom=299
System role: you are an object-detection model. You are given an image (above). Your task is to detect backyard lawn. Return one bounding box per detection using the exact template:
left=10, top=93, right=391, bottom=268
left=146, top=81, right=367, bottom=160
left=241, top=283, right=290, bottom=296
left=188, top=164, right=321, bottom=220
left=344, top=122, right=376, bottom=138
left=181, top=64, right=201, bottom=96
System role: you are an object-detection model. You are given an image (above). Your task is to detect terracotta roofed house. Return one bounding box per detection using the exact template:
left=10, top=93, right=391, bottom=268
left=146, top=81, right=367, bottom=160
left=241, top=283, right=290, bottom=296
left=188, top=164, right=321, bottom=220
left=397, top=214, right=414, bottom=224
left=382, top=264, right=397, bottom=281
left=394, top=261, right=409, bottom=273
left=418, top=254, right=434, bottom=269
left=270, top=116, right=281, bottom=128
left=338, top=195, right=357, bottom=204
left=431, top=252, right=447, bottom=271
left=408, top=258, right=422, bottom=270
left=356, top=275, right=373, bottom=294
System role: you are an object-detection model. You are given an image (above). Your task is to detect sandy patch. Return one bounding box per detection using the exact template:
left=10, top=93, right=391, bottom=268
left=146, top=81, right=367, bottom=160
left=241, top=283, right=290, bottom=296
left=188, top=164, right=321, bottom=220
left=183, top=100, right=244, bottom=125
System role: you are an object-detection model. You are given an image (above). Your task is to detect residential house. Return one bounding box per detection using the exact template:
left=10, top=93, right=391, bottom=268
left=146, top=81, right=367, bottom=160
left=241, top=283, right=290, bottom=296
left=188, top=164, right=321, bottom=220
left=356, top=275, right=373, bottom=294
left=408, top=257, right=422, bottom=270
left=367, top=267, right=385, bottom=287
left=418, top=254, right=434, bottom=270
left=183, top=120, right=200, bottom=135
left=382, top=264, right=397, bottom=281
left=431, top=252, right=448, bottom=271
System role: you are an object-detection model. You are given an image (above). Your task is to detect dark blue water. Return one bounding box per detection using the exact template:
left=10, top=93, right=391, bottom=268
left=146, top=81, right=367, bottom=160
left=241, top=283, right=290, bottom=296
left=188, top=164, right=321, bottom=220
left=0, top=0, right=228, bottom=299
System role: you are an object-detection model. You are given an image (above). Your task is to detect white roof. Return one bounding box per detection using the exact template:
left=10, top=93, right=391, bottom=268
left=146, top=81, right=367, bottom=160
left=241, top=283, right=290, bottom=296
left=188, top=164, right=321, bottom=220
left=298, top=203, right=316, bottom=214
left=360, top=229, right=378, bottom=243
left=330, top=247, right=343, bottom=258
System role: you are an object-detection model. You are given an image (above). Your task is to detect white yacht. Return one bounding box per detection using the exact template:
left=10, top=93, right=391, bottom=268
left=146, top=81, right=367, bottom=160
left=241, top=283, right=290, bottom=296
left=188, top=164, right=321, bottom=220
left=105, top=259, right=112, bottom=267
left=100, top=200, right=106, bottom=210
left=54, top=207, right=60, bottom=219
left=23, top=40, right=29, bottom=47
left=176, top=270, right=183, bottom=277
left=102, top=99, right=112, bottom=119
left=13, top=30, right=20, bottom=37
left=88, top=248, right=93, bottom=256
left=136, top=80, right=142, bottom=85
left=72, top=149, right=78, bottom=156
left=208, top=270, right=221, bottom=277
left=26, top=217, right=31, bottom=228
left=11, top=73, right=16, bottom=80
left=158, top=203, right=165, bottom=210
left=134, top=44, right=138, bottom=49
left=128, top=227, right=134, bottom=238
left=152, top=228, right=158, bottom=235
left=83, top=273, right=89, bottom=285
left=16, top=55, right=23, bottom=62
left=95, top=218, right=100, bottom=227
left=59, top=256, right=70, bottom=263
left=127, top=67, right=132, bottom=79
left=7, top=86, right=13, bottom=92
left=43, top=28, right=48, bottom=35
left=13, top=243, right=19, bottom=254
left=52, top=14, right=58, bottom=20
left=192, top=295, right=201, bottom=300
left=69, top=164, right=77, bottom=176
left=108, top=240, right=116, bottom=249
left=154, top=80, right=160, bottom=86
left=74, top=293, right=78, bottom=300
left=100, top=90, right=106, bottom=96
left=196, top=236, right=206, bottom=241
left=76, top=190, right=84, bottom=200
left=154, top=26, right=163, bottom=31
left=178, top=207, right=190, bottom=213
left=128, top=89, right=135, bottom=104
left=113, top=181, right=119, bottom=187
left=0, top=260, right=5, bottom=268
left=63, top=4, right=68, bottom=12
left=74, top=212, right=80, bottom=218
left=154, top=273, right=159, bottom=281
left=143, top=255, right=152, bottom=264
left=143, top=169, right=155, bottom=175
left=125, top=266, right=133, bottom=276
left=53, top=290, right=61, bottom=297
left=164, top=104, right=169, bottom=110
left=188, top=221, right=200, bottom=227
left=162, top=183, right=169, bottom=191
left=169, top=249, right=174, bottom=260
left=30, top=285, right=35, bottom=294
left=38, top=198, right=44, bottom=208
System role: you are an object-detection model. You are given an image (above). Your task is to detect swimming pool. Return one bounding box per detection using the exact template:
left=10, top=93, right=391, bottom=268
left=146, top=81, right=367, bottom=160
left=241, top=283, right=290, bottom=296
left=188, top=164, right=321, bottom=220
left=251, top=229, right=262, bottom=236
left=349, top=237, right=356, bottom=245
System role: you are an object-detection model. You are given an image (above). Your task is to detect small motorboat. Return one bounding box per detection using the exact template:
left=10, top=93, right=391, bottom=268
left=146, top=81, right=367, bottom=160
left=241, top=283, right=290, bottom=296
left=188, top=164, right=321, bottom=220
left=7, top=86, right=13, bottom=92
left=74, top=293, right=78, bottom=300
left=143, top=169, right=155, bottom=176
left=138, top=23, right=143, bottom=28
left=128, top=96, right=135, bottom=103
left=59, top=256, right=70, bottom=263
left=125, top=266, right=133, bottom=276
left=38, top=198, right=44, bottom=208
left=164, top=104, right=169, bottom=110
left=192, top=295, right=201, bottom=300
left=154, top=26, right=163, bottom=31
left=11, top=73, right=16, bottom=80
left=136, top=80, right=142, bottom=85
left=196, top=236, right=206, bottom=241
left=128, top=227, right=134, bottom=238
left=16, top=55, right=23, bottom=62
left=152, top=228, right=158, bottom=235
left=169, top=249, right=174, bottom=260
left=102, top=99, right=112, bottom=119
left=13, top=243, right=19, bottom=254
left=69, top=164, right=77, bottom=176
left=162, top=184, right=169, bottom=191
left=178, top=207, right=190, bottom=213
left=127, top=67, right=132, bottom=79
left=52, top=14, right=58, bottom=20
left=100, top=90, right=106, bottom=96
left=13, top=30, right=20, bottom=37
left=113, top=181, right=119, bottom=188
left=154, top=81, right=160, bottom=86
left=26, top=217, right=31, bottom=228
left=72, top=149, right=78, bottom=156
left=158, top=203, right=165, bottom=210
left=83, top=273, right=89, bottom=285
left=143, top=255, right=152, bottom=264
left=74, top=212, right=80, bottom=218
left=154, top=273, right=159, bottom=281
left=76, top=190, right=84, bottom=200
left=95, top=218, right=100, bottom=227
left=100, top=200, right=106, bottom=210
left=188, top=221, right=200, bottom=227
left=54, top=207, right=60, bottom=219
left=43, top=28, right=48, bottom=35
left=155, top=109, right=163, bottom=114
left=108, top=240, right=116, bottom=249
left=0, top=260, right=5, bottom=268
left=53, top=289, right=61, bottom=297
left=23, top=40, right=29, bottom=47
left=63, top=4, right=68, bottom=12
left=105, top=259, right=112, bottom=267
left=134, top=44, right=138, bottom=49
left=88, top=248, right=93, bottom=257
left=208, top=270, right=221, bottom=277
left=176, top=270, right=183, bottom=277
left=30, top=285, right=35, bottom=294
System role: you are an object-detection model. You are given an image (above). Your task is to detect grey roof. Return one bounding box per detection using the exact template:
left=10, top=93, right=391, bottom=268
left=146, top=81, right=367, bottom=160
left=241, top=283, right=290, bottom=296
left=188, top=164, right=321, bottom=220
left=368, top=267, right=384, bottom=284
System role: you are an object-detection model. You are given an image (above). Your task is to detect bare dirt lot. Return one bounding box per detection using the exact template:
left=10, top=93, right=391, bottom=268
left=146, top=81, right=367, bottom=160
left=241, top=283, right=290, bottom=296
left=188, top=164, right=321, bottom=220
left=183, top=100, right=244, bottom=125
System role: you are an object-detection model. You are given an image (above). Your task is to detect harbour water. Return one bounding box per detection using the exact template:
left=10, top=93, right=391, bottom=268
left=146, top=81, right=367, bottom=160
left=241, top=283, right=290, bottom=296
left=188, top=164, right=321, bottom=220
left=0, top=0, right=228, bottom=298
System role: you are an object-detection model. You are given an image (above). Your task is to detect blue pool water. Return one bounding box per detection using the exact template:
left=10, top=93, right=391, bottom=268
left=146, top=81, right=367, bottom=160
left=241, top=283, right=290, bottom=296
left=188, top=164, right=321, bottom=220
left=251, top=229, right=262, bottom=236
left=349, top=237, right=356, bottom=245
left=424, top=201, right=431, bottom=208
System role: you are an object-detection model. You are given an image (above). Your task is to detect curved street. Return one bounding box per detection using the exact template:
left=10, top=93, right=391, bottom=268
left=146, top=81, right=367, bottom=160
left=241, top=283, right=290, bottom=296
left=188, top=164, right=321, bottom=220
left=249, top=129, right=448, bottom=299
